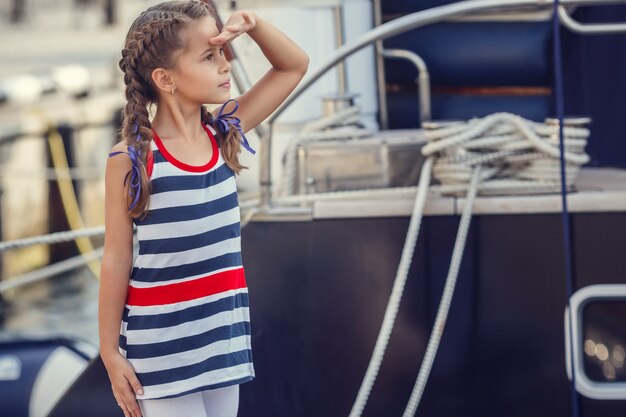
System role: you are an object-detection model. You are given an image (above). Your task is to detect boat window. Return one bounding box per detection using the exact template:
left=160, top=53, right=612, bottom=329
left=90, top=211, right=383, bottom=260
left=582, top=301, right=626, bottom=383
left=565, top=284, right=626, bottom=399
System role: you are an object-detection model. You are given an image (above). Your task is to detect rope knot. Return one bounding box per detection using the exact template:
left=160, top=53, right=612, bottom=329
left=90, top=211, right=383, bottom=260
left=214, top=99, right=256, bottom=155
left=108, top=135, right=144, bottom=211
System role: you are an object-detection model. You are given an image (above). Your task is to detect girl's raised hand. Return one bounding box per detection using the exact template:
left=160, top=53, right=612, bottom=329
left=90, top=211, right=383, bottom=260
left=209, top=11, right=256, bottom=45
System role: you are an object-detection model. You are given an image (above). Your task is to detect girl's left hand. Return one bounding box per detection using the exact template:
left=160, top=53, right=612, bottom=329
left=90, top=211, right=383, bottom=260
left=209, top=11, right=256, bottom=45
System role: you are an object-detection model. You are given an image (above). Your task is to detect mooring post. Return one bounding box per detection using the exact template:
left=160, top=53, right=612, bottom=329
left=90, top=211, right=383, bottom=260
left=0, top=184, right=5, bottom=323
left=46, top=123, right=80, bottom=263
left=104, top=0, right=117, bottom=26
left=10, top=0, right=25, bottom=24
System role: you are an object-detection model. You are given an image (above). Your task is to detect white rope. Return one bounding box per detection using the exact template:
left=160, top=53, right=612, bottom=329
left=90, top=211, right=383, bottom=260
left=0, top=201, right=262, bottom=252
left=0, top=246, right=105, bottom=293
left=349, top=157, right=434, bottom=417
left=0, top=225, right=109, bottom=252
left=278, top=185, right=421, bottom=203
left=0, top=165, right=104, bottom=180
left=403, top=165, right=481, bottom=417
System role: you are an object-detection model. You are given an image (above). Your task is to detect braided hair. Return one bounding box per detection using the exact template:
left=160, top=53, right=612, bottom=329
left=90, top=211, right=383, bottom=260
left=118, top=0, right=249, bottom=220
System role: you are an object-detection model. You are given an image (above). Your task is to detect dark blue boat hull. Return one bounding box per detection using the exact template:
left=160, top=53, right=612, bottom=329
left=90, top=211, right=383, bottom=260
left=46, top=212, right=626, bottom=417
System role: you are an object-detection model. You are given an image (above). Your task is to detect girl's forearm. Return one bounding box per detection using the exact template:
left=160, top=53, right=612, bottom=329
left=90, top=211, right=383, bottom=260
left=98, top=258, right=132, bottom=364
left=247, top=12, right=308, bottom=74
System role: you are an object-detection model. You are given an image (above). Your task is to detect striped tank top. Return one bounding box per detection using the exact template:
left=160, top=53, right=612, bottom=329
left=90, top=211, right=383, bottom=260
left=116, top=123, right=255, bottom=400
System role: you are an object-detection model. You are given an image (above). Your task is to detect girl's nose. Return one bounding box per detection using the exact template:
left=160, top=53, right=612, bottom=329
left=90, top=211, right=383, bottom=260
left=220, top=57, right=231, bottom=73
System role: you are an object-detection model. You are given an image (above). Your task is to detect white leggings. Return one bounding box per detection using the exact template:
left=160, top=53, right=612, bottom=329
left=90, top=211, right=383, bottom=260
left=138, top=384, right=239, bottom=417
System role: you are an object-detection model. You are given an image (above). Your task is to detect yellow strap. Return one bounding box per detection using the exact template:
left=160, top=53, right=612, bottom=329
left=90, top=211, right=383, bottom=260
left=46, top=125, right=100, bottom=280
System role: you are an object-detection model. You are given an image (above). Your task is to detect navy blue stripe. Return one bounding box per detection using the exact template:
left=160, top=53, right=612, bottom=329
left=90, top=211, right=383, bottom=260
left=138, top=348, right=253, bottom=387
left=153, top=151, right=166, bottom=164
left=119, top=334, right=127, bottom=351
left=150, top=161, right=233, bottom=194
left=139, top=221, right=241, bottom=255
left=130, top=251, right=243, bottom=283
left=135, top=191, right=238, bottom=226
left=154, top=375, right=255, bottom=400
left=125, top=321, right=251, bottom=359
left=127, top=292, right=249, bottom=330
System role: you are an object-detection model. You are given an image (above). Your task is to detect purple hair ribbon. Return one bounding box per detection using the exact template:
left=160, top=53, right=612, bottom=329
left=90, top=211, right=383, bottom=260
left=214, top=99, right=256, bottom=155
left=108, top=122, right=144, bottom=210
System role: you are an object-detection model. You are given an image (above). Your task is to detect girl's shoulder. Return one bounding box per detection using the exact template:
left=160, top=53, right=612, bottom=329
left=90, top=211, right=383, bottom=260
left=107, top=141, right=133, bottom=175
left=108, top=140, right=129, bottom=156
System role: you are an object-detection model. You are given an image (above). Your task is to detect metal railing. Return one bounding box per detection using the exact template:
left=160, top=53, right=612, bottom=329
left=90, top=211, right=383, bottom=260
left=257, top=0, right=626, bottom=209
left=381, top=49, right=431, bottom=124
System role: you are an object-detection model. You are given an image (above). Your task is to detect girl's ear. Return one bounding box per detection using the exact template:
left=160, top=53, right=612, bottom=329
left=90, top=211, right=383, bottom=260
left=151, top=68, right=176, bottom=95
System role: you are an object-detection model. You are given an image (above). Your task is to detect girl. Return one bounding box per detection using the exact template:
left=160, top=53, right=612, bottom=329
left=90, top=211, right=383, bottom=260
left=98, top=1, right=308, bottom=417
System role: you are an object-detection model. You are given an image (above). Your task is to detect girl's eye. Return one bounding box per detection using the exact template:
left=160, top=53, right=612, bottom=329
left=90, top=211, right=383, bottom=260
left=206, top=49, right=224, bottom=61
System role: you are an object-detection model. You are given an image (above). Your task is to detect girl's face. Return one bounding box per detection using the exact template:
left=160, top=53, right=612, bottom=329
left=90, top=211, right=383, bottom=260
left=169, top=15, right=231, bottom=105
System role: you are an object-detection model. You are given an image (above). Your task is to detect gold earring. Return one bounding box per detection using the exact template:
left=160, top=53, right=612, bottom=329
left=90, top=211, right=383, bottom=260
left=170, top=87, right=176, bottom=95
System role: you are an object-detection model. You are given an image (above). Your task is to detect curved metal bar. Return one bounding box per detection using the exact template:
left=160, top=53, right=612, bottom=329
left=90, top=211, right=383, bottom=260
left=372, top=0, right=388, bottom=130
left=382, top=48, right=432, bottom=123
left=259, top=0, right=546, bottom=207
left=266, top=0, right=543, bottom=127
left=561, top=0, right=626, bottom=5
left=558, top=4, right=626, bottom=33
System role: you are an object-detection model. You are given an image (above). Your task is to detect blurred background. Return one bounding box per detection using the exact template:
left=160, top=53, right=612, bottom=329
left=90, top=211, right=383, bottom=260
left=0, top=0, right=142, bottom=345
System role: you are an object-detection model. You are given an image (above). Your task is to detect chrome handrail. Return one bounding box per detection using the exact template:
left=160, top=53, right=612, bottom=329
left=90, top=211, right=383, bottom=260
left=381, top=49, right=432, bottom=124
left=558, top=4, right=626, bottom=33
left=258, top=0, right=626, bottom=208
left=372, top=0, right=388, bottom=130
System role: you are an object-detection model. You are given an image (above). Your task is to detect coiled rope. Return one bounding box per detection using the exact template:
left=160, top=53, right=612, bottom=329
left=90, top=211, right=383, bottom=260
left=423, top=113, right=589, bottom=196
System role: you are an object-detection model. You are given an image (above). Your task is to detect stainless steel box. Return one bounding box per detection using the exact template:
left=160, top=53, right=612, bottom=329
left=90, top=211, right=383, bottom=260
left=294, top=129, right=427, bottom=194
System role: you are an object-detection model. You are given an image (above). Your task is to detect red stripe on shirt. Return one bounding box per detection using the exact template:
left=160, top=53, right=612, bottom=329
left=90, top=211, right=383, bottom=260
left=126, top=268, right=247, bottom=306
left=147, top=146, right=154, bottom=178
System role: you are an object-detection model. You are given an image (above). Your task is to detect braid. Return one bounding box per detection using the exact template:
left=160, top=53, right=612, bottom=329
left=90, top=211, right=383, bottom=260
left=119, top=41, right=152, bottom=219
left=118, top=12, right=189, bottom=219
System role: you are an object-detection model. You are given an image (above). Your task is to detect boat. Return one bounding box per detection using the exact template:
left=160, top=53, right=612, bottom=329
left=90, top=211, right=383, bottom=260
left=1, top=0, right=626, bottom=416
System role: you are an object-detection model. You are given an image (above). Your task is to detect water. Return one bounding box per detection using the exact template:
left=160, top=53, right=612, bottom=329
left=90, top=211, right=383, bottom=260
left=0, top=267, right=100, bottom=347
